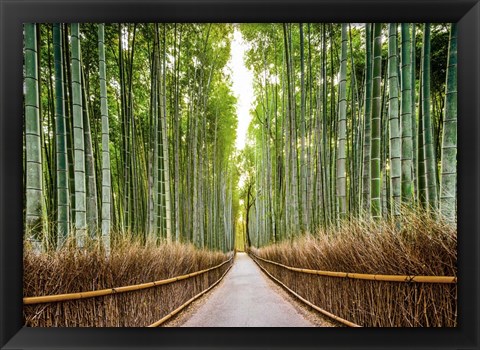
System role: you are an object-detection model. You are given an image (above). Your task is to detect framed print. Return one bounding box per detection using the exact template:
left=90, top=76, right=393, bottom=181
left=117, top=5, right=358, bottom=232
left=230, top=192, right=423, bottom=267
left=1, top=0, right=479, bottom=349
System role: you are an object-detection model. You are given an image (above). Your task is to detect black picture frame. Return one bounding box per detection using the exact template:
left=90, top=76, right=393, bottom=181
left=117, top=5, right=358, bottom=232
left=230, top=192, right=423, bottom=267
left=1, top=0, right=479, bottom=349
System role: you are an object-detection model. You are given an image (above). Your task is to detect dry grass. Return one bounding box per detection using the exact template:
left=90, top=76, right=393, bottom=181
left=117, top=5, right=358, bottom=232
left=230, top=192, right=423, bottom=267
left=23, top=237, right=232, bottom=327
left=250, top=210, right=457, bottom=327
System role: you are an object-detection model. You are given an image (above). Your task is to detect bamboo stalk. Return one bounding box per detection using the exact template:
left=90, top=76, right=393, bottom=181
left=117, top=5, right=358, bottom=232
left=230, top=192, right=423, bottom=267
left=250, top=254, right=456, bottom=284
left=24, top=255, right=233, bottom=305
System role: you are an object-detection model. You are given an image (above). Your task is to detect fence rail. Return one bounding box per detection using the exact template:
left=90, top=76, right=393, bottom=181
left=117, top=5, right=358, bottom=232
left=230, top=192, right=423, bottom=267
left=24, top=255, right=234, bottom=305
left=250, top=253, right=456, bottom=284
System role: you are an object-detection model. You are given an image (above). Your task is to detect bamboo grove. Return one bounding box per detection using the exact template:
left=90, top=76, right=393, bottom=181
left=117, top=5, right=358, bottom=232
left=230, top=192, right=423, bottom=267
left=24, top=23, right=238, bottom=252
left=24, top=22, right=456, bottom=253
left=238, top=23, right=456, bottom=247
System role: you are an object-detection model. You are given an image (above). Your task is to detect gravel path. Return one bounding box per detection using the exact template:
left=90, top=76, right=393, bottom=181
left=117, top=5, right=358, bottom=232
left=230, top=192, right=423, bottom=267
left=179, top=252, right=320, bottom=327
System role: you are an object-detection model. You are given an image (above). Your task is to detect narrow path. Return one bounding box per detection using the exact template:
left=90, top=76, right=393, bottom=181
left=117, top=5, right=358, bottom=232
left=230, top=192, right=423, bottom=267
left=178, top=252, right=319, bottom=327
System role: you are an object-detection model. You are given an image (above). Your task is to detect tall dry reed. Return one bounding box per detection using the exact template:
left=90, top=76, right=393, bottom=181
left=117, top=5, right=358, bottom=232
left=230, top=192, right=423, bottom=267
left=250, top=210, right=457, bottom=327
left=24, top=237, right=232, bottom=327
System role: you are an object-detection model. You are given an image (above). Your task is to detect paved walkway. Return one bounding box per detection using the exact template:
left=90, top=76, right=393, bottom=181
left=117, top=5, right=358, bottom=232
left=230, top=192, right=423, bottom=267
left=181, top=252, right=315, bottom=327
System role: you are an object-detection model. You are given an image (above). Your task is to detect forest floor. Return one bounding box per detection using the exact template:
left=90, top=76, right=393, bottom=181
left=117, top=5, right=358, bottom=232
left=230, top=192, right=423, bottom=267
left=164, top=252, right=337, bottom=327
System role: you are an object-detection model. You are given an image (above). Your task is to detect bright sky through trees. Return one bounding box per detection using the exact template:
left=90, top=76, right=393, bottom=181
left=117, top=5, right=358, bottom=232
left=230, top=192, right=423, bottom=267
left=228, top=25, right=254, bottom=151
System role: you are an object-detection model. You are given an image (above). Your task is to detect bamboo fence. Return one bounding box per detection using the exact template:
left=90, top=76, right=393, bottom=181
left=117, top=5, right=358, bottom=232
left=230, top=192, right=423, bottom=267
left=23, top=255, right=234, bottom=327
left=148, top=263, right=233, bottom=327
left=249, top=252, right=457, bottom=327
left=251, top=254, right=361, bottom=327
left=24, top=256, right=234, bottom=304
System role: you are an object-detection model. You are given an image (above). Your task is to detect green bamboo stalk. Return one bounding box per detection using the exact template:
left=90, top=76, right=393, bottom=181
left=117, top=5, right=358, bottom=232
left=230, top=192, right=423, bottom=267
left=62, top=24, right=76, bottom=227
left=440, top=23, right=457, bottom=221
left=98, top=23, right=111, bottom=253
left=400, top=23, right=414, bottom=204
left=299, top=23, right=308, bottom=231
left=421, top=24, right=438, bottom=211
left=321, top=24, right=329, bottom=226
left=336, top=24, right=348, bottom=218
left=418, top=79, right=427, bottom=208
left=53, top=24, right=70, bottom=248
left=411, top=24, right=417, bottom=202
left=282, top=24, right=291, bottom=236
left=82, top=67, right=99, bottom=237
left=25, top=23, right=45, bottom=248
left=370, top=23, right=383, bottom=219
left=388, top=24, right=401, bottom=217
left=44, top=27, right=56, bottom=244
left=160, top=26, right=172, bottom=243
left=173, top=25, right=182, bottom=242
left=287, top=24, right=299, bottom=233
left=70, top=23, right=87, bottom=247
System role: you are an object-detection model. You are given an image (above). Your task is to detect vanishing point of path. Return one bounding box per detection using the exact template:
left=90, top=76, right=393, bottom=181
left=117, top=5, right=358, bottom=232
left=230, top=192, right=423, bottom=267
left=174, top=252, right=335, bottom=327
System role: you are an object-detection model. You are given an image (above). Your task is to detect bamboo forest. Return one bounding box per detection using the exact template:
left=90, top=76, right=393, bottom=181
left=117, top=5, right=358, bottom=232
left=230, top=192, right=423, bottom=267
left=23, top=23, right=457, bottom=327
